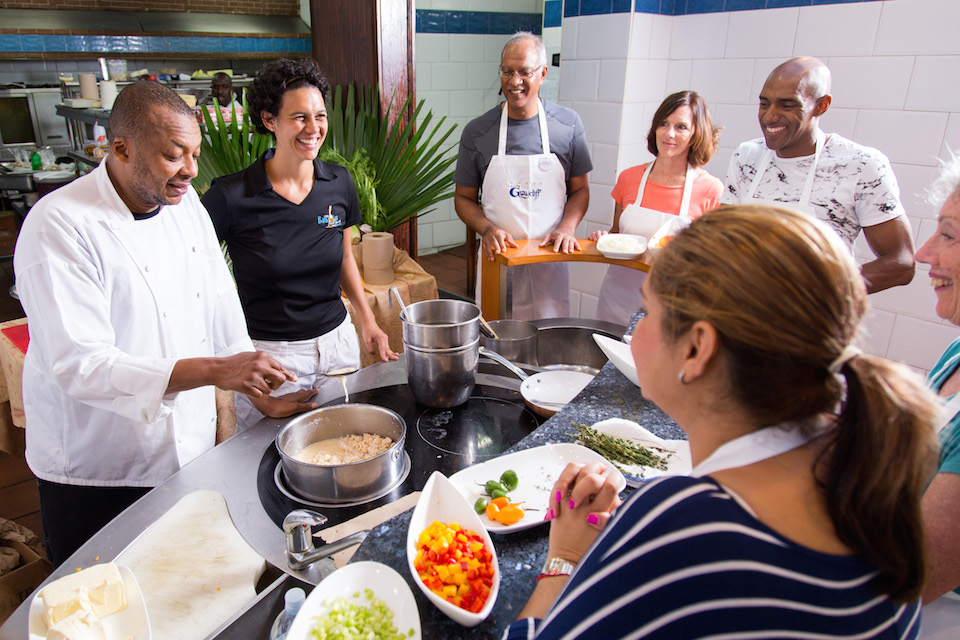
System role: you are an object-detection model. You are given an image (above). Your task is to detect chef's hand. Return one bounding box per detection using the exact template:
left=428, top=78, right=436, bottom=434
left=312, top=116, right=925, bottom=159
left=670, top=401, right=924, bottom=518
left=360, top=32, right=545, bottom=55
left=541, top=228, right=582, bottom=254
left=588, top=229, right=609, bottom=242
left=545, top=461, right=622, bottom=566
left=481, top=227, right=519, bottom=261
left=361, top=321, right=399, bottom=362
left=250, top=388, right=318, bottom=418
left=217, top=351, right=298, bottom=397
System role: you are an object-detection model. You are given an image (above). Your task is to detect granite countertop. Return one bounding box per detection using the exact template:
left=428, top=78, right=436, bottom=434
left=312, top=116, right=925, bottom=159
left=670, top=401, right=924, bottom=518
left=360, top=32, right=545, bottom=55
left=352, top=327, right=684, bottom=639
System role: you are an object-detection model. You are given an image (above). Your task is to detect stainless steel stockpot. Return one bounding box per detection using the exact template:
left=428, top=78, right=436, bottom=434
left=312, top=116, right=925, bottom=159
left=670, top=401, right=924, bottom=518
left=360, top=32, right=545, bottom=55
left=480, top=319, right=538, bottom=366
left=275, top=404, right=406, bottom=503
left=404, top=338, right=479, bottom=408
left=400, top=299, right=481, bottom=349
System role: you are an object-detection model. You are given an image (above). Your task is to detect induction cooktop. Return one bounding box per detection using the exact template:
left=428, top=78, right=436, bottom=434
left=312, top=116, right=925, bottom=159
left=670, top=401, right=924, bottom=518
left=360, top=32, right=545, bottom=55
left=256, top=383, right=542, bottom=530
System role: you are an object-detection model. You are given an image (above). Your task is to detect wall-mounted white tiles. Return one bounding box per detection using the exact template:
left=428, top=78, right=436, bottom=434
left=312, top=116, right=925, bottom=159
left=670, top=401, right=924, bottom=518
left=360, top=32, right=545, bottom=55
left=431, top=62, right=468, bottom=91
left=724, top=8, right=798, bottom=60
left=857, top=307, right=896, bottom=358
left=820, top=107, right=859, bottom=142
left=710, top=103, right=759, bottom=152
left=891, top=163, right=942, bottom=220
left=853, top=109, right=948, bottom=167
left=941, top=114, right=960, bottom=160
left=886, top=314, right=959, bottom=371
left=875, top=0, right=960, bottom=57
left=448, top=35, right=486, bottom=62
left=590, top=142, right=620, bottom=192
left=648, top=15, right=673, bottom=61
left=622, top=59, right=669, bottom=104
left=628, top=12, right=655, bottom=60
left=794, top=1, right=882, bottom=58
left=669, top=12, right=728, bottom=60
left=557, top=59, right=601, bottom=102
left=575, top=14, right=631, bottom=61
left=665, top=59, right=692, bottom=95
left=905, top=56, right=960, bottom=113
left=689, top=58, right=755, bottom=105
left=598, top=59, right=628, bottom=103
left=869, top=271, right=942, bottom=324
left=569, top=100, right=624, bottom=146
left=828, top=56, right=914, bottom=111
left=416, top=34, right=449, bottom=62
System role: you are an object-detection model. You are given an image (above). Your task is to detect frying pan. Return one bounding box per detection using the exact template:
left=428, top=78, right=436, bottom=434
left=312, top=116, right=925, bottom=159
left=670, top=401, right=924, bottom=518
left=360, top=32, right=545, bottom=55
left=479, top=347, right=595, bottom=418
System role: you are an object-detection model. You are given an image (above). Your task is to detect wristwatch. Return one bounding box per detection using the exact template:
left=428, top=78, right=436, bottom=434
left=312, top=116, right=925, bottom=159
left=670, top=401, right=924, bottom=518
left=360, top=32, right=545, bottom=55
left=541, top=557, right=576, bottom=578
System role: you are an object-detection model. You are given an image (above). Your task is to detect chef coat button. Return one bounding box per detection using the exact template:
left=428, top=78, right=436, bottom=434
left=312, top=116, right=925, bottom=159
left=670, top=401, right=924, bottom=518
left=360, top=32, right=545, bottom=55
left=144, top=264, right=150, bottom=272
left=196, top=292, right=201, bottom=298
left=192, top=246, right=197, bottom=252
left=163, top=310, right=168, bottom=318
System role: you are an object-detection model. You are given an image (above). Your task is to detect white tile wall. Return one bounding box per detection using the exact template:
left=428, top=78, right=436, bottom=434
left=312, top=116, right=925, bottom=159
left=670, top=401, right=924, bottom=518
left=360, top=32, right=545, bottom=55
left=724, top=8, right=799, bottom=60
left=827, top=56, right=914, bottom=111
left=575, top=14, right=631, bottom=60
left=548, top=0, right=960, bottom=371
left=793, top=2, right=882, bottom=58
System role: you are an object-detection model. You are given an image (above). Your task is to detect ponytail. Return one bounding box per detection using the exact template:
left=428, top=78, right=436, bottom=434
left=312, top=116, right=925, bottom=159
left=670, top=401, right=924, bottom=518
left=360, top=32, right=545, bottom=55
left=820, top=354, right=939, bottom=602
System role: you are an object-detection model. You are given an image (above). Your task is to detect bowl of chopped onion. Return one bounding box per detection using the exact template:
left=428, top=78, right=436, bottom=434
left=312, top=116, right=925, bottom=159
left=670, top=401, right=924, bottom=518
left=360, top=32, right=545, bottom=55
left=407, top=471, right=500, bottom=627
left=595, top=233, right=648, bottom=260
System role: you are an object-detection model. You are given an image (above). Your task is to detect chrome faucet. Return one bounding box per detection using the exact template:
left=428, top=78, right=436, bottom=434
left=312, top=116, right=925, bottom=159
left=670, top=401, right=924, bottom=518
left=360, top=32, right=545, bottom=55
left=283, top=509, right=369, bottom=571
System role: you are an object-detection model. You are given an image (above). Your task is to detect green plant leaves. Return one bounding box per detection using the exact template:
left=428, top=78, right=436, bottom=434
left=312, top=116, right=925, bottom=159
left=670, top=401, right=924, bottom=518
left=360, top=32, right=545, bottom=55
left=194, top=90, right=274, bottom=196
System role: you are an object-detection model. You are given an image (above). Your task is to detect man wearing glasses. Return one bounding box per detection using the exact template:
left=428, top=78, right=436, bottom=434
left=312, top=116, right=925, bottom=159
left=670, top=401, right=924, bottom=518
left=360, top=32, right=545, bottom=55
left=454, top=32, right=592, bottom=320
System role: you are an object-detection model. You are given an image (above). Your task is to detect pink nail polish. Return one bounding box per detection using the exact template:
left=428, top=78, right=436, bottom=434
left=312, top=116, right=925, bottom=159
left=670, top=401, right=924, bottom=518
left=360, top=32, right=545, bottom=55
left=547, top=508, right=554, bottom=520
left=569, top=498, right=576, bottom=509
left=555, top=490, right=562, bottom=504
left=587, top=514, right=599, bottom=526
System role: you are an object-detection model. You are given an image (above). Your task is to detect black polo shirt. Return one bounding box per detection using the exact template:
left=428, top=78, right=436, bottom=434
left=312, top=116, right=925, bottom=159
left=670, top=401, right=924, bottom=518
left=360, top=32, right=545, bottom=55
left=201, top=149, right=361, bottom=341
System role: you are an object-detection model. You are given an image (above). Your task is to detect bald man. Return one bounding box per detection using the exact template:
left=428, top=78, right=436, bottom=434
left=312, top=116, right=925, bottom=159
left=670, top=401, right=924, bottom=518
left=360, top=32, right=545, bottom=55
left=722, top=57, right=914, bottom=294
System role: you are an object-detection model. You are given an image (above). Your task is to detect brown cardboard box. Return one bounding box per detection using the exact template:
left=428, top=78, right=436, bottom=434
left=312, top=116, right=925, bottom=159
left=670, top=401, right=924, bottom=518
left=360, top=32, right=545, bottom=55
left=0, top=540, right=52, bottom=624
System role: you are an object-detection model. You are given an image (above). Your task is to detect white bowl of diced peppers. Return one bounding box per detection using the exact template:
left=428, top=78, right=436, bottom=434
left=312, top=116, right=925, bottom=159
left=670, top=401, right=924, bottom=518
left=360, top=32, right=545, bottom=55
left=406, top=471, right=500, bottom=627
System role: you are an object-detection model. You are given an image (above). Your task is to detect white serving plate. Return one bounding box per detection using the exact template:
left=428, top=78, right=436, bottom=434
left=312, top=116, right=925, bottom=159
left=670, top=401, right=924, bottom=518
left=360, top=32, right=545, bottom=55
left=286, top=561, right=421, bottom=640
left=407, top=471, right=499, bottom=626
left=29, top=564, right=151, bottom=640
left=589, top=418, right=692, bottom=479
left=596, top=233, right=648, bottom=260
left=521, top=370, right=594, bottom=410
left=593, top=334, right=639, bottom=387
left=449, top=443, right=626, bottom=534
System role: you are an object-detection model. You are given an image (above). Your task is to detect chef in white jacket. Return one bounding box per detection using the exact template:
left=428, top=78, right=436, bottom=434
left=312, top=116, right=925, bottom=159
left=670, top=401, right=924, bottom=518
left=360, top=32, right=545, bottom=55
left=454, top=32, right=592, bottom=320
left=14, top=81, right=316, bottom=567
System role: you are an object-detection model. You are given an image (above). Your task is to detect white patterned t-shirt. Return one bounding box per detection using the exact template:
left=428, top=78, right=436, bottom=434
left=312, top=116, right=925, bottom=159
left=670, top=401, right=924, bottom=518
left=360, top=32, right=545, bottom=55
left=720, top=134, right=905, bottom=247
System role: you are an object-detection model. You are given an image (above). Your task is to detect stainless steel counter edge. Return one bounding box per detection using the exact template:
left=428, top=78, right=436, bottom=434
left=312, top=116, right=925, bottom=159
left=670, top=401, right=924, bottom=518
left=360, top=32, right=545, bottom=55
left=0, top=356, right=523, bottom=638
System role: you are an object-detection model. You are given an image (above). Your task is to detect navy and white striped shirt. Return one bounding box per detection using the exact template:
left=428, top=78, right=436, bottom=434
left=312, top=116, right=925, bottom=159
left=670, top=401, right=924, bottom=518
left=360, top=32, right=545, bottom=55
left=505, top=476, right=920, bottom=640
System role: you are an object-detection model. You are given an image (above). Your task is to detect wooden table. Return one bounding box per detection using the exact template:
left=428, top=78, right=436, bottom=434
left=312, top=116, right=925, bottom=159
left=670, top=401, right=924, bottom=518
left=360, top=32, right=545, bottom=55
left=478, top=238, right=651, bottom=320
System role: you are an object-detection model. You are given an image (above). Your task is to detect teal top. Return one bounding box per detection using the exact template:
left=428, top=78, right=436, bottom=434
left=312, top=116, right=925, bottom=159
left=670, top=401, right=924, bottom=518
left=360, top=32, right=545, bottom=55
left=928, top=337, right=960, bottom=475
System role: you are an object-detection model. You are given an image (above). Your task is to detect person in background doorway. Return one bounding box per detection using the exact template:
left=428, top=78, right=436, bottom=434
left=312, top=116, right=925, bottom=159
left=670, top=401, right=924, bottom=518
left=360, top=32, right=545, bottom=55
left=722, top=56, right=915, bottom=294
left=454, top=31, right=592, bottom=320
left=14, top=81, right=309, bottom=566
left=589, top=90, right=722, bottom=325
left=202, top=58, right=396, bottom=430
left=207, top=72, right=242, bottom=113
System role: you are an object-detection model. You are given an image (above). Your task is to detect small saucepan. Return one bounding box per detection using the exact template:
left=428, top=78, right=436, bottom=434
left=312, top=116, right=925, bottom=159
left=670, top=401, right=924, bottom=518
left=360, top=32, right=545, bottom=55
left=479, top=347, right=595, bottom=418
left=480, top=320, right=538, bottom=366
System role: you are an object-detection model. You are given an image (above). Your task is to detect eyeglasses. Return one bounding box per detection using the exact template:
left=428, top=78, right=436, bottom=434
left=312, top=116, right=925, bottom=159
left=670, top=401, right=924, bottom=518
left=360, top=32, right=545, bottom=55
left=499, top=66, right=543, bottom=80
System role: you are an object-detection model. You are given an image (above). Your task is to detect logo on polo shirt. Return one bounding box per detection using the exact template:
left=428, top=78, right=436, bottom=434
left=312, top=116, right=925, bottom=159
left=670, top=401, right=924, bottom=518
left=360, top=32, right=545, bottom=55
left=318, top=211, right=344, bottom=228
left=509, top=183, right=542, bottom=200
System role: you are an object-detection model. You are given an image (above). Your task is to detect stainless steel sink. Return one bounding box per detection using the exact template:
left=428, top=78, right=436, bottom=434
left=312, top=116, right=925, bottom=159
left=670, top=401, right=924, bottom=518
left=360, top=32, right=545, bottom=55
left=206, top=565, right=312, bottom=640
left=532, top=318, right=626, bottom=370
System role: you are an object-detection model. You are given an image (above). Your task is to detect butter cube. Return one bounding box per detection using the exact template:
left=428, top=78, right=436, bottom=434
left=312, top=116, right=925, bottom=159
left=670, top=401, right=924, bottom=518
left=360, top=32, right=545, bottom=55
left=46, top=610, right=107, bottom=640
left=40, top=562, right=126, bottom=627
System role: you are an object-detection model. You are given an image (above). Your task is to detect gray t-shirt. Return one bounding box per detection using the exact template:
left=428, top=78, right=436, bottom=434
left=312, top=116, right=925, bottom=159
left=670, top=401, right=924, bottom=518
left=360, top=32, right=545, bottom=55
left=453, top=99, right=593, bottom=189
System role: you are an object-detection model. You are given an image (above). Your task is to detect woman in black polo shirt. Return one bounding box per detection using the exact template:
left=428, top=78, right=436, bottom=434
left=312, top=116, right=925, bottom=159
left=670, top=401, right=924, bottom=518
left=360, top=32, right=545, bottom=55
left=202, top=58, right=397, bottom=429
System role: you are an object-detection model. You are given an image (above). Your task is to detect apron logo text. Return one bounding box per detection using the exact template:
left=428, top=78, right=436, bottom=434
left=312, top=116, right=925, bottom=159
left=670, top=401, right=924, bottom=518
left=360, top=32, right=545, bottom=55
left=317, top=212, right=343, bottom=228
left=509, top=185, right=542, bottom=200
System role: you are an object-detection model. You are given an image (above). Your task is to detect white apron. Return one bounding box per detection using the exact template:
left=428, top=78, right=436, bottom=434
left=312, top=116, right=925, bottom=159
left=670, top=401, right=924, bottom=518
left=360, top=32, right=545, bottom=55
left=742, top=130, right=825, bottom=219
left=596, top=162, right=694, bottom=324
left=475, top=99, right=569, bottom=320
left=691, top=422, right=823, bottom=478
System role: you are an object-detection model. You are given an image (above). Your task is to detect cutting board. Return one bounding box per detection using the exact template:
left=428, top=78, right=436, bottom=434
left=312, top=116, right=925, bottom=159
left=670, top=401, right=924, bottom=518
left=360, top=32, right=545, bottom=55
left=115, top=490, right=266, bottom=640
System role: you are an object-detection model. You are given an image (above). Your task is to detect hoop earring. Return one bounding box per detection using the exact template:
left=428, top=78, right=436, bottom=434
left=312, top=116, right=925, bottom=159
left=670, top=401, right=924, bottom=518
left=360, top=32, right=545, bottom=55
left=677, top=370, right=688, bottom=385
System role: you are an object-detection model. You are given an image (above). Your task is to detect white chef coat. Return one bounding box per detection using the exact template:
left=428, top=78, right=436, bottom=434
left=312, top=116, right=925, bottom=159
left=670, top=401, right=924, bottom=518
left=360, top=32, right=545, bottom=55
left=14, top=161, right=254, bottom=487
left=476, top=99, right=570, bottom=320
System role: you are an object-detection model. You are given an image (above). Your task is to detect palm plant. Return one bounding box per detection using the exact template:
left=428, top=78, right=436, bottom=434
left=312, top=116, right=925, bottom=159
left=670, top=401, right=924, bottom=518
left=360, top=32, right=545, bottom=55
left=194, top=92, right=274, bottom=195
left=324, top=84, right=458, bottom=232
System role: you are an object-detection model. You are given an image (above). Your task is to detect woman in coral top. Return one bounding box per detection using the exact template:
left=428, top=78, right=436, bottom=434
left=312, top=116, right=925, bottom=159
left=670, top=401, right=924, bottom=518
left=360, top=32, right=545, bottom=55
left=590, top=91, right=722, bottom=324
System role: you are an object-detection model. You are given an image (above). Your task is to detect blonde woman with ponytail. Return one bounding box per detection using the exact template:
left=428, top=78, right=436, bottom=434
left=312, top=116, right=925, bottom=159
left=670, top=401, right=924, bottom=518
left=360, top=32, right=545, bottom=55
left=505, top=205, right=939, bottom=640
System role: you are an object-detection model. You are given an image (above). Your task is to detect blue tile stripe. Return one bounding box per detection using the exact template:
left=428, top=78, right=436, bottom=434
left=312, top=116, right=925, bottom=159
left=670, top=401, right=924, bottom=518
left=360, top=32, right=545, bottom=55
left=415, top=10, right=542, bottom=35
left=630, top=0, right=879, bottom=16
left=0, top=34, right=311, bottom=54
